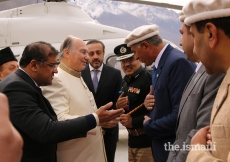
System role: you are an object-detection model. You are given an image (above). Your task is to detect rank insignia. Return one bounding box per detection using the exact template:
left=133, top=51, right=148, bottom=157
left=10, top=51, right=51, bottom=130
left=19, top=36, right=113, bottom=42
left=128, top=87, right=140, bottom=94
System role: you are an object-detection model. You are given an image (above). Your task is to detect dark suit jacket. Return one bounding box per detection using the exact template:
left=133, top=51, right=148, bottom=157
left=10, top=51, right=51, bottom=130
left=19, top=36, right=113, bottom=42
left=143, top=45, right=196, bottom=162
left=167, top=65, right=225, bottom=162
left=82, top=64, right=122, bottom=135
left=0, top=69, right=89, bottom=162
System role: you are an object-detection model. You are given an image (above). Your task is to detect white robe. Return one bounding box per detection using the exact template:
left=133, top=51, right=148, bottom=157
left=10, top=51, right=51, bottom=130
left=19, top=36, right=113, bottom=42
left=42, top=66, right=107, bottom=162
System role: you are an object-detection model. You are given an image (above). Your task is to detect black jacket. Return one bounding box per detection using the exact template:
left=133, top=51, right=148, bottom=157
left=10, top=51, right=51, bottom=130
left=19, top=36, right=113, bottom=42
left=0, top=69, right=89, bottom=162
left=120, top=67, right=152, bottom=148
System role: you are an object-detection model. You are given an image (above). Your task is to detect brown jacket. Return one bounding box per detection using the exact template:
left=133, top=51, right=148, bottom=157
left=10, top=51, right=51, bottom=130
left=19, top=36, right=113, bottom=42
left=186, top=68, right=230, bottom=162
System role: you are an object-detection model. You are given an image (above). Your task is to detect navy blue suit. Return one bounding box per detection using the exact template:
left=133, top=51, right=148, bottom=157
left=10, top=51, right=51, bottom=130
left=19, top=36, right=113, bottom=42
left=144, top=45, right=196, bottom=162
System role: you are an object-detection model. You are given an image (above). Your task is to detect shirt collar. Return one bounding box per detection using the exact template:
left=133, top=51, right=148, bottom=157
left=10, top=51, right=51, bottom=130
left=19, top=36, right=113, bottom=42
left=59, top=62, right=81, bottom=78
left=19, top=67, right=39, bottom=87
left=154, top=44, right=169, bottom=69
left=195, top=62, right=202, bottom=73
left=89, top=63, right=103, bottom=72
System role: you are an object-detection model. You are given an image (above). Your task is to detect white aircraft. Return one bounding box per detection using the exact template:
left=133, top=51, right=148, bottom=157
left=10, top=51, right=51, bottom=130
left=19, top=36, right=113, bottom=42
left=0, top=0, right=181, bottom=76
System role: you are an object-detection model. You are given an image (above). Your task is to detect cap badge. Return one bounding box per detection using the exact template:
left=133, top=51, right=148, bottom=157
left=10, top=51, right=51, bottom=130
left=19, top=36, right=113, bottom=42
left=120, top=46, right=127, bottom=54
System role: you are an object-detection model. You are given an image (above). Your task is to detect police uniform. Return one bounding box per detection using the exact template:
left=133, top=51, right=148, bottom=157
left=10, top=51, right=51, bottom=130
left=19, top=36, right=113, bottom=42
left=114, top=44, right=153, bottom=162
left=121, top=67, right=152, bottom=148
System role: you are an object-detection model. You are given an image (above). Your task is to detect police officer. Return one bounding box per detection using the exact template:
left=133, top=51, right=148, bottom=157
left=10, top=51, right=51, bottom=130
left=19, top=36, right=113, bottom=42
left=115, top=44, right=153, bottom=162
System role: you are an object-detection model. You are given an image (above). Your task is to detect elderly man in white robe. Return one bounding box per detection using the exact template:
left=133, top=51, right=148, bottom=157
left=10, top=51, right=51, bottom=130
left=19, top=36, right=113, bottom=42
left=42, top=36, right=120, bottom=162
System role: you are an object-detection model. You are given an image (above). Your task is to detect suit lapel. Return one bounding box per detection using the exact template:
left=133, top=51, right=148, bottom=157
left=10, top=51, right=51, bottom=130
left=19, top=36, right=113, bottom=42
left=177, top=65, right=205, bottom=120
left=211, top=70, right=230, bottom=123
left=97, top=64, right=108, bottom=93
left=153, top=45, right=172, bottom=91
left=83, top=65, right=95, bottom=93
left=182, top=72, right=196, bottom=94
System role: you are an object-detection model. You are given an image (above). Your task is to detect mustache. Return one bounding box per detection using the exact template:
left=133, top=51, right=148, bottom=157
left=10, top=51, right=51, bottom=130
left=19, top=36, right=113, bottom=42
left=92, top=59, right=101, bottom=62
left=124, top=66, right=132, bottom=70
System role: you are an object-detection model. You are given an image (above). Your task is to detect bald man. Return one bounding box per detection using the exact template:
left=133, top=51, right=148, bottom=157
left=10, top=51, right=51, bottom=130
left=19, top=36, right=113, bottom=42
left=42, top=36, right=121, bottom=162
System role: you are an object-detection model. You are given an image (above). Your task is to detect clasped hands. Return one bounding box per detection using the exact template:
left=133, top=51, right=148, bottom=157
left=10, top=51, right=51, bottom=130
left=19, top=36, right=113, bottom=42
left=190, top=126, right=212, bottom=151
left=115, top=87, right=156, bottom=127
left=116, top=92, right=132, bottom=128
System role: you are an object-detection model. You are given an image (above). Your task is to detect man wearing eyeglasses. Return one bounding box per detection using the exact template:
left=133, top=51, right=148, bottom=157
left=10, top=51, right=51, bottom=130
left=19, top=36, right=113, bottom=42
left=0, top=41, right=124, bottom=162
left=115, top=44, right=153, bottom=162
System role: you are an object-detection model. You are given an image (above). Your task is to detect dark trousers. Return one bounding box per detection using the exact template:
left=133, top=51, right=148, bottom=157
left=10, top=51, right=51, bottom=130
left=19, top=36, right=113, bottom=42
left=103, top=125, right=119, bottom=162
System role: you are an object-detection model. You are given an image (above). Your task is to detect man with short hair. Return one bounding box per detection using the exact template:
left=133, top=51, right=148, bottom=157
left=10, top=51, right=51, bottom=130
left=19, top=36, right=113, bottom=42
left=42, top=36, right=122, bottom=162
left=81, top=39, right=122, bottom=162
left=0, top=41, right=123, bottom=162
left=180, top=0, right=230, bottom=161
left=166, top=12, right=225, bottom=162
left=0, top=47, right=18, bottom=80
left=125, top=24, right=196, bottom=162
left=115, top=43, right=153, bottom=162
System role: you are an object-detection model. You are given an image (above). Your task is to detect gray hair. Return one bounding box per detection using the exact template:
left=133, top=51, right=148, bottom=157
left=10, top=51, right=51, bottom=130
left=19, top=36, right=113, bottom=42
left=59, top=35, right=74, bottom=58
left=135, top=35, right=163, bottom=47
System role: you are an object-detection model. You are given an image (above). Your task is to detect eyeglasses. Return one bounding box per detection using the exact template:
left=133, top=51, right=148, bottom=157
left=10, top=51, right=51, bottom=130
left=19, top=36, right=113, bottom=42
left=120, top=57, right=134, bottom=64
left=37, top=61, right=60, bottom=70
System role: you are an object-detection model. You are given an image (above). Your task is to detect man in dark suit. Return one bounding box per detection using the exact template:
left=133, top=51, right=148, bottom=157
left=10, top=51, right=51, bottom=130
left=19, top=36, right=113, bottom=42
left=166, top=13, right=225, bottom=162
left=82, top=39, right=122, bottom=162
left=125, top=25, right=196, bottom=162
left=0, top=41, right=124, bottom=162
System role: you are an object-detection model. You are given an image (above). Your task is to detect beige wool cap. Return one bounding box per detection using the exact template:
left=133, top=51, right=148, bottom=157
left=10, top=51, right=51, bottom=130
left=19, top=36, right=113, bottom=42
left=125, top=24, right=159, bottom=47
left=183, top=0, right=230, bottom=26
left=179, top=11, right=186, bottom=23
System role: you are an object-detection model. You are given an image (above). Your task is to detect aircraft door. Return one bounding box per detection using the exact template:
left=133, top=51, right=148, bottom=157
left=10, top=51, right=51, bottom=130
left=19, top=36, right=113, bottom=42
left=0, top=18, right=11, bottom=47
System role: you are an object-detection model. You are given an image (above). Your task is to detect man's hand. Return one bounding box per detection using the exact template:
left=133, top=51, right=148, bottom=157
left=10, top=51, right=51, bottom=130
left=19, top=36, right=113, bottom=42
left=206, top=127, right=212, bottom=152
left=100, top=118, right=119, bottom=128
left=144, top=86, right=155, bottom=110
left=96, top=102, right=124, bottom=124
left=143, top=115, right=151, bottom=124
left=191, top=126, right=210, bottom=145
left=0, top=93, right=23, bottom=162
left=116, top=92, right=128, bottom=109
left=119, top=114, right=132, bottom=128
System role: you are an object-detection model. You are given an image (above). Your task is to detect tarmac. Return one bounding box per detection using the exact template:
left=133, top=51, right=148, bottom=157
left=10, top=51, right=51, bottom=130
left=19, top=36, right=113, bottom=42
left=115, top=124, right=128, bottom=162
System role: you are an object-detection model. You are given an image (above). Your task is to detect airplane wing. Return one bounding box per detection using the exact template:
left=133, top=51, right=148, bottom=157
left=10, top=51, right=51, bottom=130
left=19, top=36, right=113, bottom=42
left=110, top=0, right=182, bottom=10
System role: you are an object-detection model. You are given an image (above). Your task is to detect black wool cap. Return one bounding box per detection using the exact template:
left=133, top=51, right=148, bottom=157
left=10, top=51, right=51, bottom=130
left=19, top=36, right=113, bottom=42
left=0, top=47, right=17, bottom=66
left=114, top=44, right=134, bottom=61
